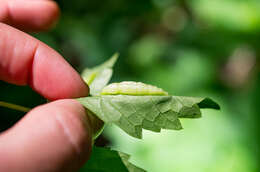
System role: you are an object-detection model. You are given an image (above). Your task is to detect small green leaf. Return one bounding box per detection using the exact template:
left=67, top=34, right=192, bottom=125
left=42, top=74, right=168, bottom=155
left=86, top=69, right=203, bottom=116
left=119, top=152, right=146, bottom=172
left=81, top=53, right=119, bottom=95
left=77, top=95, right=219, bottom=139
left=79, top=146, right=145, bottom=172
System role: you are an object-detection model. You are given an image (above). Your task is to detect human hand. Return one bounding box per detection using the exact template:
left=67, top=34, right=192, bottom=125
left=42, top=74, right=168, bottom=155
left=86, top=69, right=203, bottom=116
left=0, top=1, right=92, bottom=171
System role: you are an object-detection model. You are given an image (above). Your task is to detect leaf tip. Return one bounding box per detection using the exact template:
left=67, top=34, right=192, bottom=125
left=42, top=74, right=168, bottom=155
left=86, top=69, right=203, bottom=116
left=198, top=98, right=220, bottom=110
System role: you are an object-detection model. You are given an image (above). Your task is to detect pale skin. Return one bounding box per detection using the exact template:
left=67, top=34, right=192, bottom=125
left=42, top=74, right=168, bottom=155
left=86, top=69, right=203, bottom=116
left=0, top=0, right=93, bottom=171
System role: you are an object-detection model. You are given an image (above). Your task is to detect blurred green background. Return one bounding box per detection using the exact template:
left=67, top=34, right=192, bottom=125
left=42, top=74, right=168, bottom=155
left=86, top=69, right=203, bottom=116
left=1, top=0, right=260, bottom=171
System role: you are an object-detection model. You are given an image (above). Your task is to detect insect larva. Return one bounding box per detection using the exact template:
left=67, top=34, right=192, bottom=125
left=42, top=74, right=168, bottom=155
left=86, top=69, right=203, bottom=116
left=101, top=81, right=168, bottom=96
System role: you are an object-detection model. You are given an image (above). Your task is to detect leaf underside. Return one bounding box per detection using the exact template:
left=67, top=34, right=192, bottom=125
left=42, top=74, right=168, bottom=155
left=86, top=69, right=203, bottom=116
left=78, top=95, right=219, bottom=139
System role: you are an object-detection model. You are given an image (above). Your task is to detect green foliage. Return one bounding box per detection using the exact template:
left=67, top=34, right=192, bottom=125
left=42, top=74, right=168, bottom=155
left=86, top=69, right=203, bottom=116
left=81, top=53, right=119, bottom=96
left=79, top=147, right=145, bottom=172
left=78, top=95, right=218, bottom=139
left=79, top=56, right=219, bottom=140
left=1, top=0, right=259, bottom=171
left=119, top=152, right=145, bottom=172
left=77, top=55, right=219, bottom=171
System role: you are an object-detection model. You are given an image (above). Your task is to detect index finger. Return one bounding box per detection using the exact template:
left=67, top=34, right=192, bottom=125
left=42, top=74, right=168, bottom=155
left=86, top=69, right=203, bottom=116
left=0, top=23, right=88, bottom=100
left=0, top=0, right=60, bottom=32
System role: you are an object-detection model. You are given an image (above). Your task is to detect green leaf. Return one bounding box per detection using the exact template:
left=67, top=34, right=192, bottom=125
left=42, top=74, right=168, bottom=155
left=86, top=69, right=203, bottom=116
left=119, top=152, right=146, bottom=172
left=79, top=146, right=145, bottom=172
left=171, top=96, right=220, bottom=118
left=77, top=95, right=219, bottom=139
left=81, top=53, right=119, bottom=95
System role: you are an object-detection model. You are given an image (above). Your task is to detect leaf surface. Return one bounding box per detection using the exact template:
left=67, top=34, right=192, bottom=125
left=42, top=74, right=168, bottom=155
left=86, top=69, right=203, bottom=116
left=78, top=95, right=219, bottom=139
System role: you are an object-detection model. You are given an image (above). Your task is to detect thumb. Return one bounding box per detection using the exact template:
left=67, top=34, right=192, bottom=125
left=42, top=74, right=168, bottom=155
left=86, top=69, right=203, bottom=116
left=0, top=99, right=92, bottom=172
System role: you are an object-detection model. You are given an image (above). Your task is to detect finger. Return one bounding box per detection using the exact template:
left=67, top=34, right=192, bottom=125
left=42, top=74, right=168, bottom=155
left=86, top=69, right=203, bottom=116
left=0, top=99, right=92, bottom=172
left=0, top=0, right=60, bottom=32
left=0, top=23, right=88, bottom=100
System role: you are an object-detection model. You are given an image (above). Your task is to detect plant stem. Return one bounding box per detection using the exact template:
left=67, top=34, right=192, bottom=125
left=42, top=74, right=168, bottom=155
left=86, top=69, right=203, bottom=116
left=0, top=101, right=31, bottom=113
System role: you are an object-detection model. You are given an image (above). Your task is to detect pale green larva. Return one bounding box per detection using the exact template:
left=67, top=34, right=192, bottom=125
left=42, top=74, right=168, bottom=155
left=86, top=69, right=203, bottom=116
left=101, top=81, right=168, bottom=96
